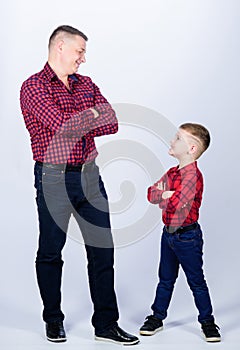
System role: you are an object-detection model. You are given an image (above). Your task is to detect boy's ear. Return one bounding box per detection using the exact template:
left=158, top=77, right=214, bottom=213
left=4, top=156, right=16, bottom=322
left=189, top=144, right=197, bottom=155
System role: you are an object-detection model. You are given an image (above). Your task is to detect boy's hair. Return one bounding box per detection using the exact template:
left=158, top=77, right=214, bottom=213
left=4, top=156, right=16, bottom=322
left=180, top=122, right=210, bottom=159
left=49, top=25, right=88, bottom=49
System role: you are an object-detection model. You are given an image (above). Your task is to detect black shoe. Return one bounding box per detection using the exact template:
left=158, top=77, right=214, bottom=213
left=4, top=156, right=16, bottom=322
left=95, top=325, right=139, bottom=345
left=201, top=321, right=221, bottom=342
left=139, top=315, right=163, bottom=336
left=46, top=321, right=67, bottom=342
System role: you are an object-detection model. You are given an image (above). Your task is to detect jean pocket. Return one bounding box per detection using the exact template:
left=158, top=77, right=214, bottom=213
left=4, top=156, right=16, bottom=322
left=177, top=230, right=201, bottom=243
left=42, top=168, right=64, bottom=185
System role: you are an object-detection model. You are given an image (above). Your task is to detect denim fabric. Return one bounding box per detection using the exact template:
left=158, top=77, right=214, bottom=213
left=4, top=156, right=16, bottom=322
left=152, top=224, right=214, bottom=324
left=34, top=162, right=119, bottom=332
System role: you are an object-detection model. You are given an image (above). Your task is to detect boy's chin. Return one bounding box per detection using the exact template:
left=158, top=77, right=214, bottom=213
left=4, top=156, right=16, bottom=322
left=168, top=149, right=175, bottom=157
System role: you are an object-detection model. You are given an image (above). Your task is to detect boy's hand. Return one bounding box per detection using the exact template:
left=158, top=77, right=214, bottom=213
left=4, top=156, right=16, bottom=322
left=162, top=190, right=175, bottom=199
left=156, top=182, right=165, bottom=190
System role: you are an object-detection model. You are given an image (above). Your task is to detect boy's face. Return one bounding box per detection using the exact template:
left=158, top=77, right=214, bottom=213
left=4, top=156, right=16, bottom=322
left=169, top=128, right=196, bottom=160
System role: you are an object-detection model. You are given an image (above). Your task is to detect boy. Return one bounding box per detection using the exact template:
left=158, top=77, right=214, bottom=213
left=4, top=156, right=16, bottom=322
left=139, top=123, right=221, bottom=342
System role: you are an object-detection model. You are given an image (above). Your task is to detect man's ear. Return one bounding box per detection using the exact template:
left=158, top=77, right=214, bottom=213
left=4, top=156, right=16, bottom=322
left=56, top=40, right=64, bottom=53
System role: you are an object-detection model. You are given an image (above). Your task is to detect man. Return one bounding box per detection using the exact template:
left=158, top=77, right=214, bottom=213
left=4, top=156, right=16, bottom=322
left=20, top=25, right=139, bottom=346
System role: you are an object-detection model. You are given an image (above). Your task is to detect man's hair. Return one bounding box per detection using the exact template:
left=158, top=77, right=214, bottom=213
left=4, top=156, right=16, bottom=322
left=49, top=25, right=88, bottom=49
left=180, top=122, right=211, bottom=158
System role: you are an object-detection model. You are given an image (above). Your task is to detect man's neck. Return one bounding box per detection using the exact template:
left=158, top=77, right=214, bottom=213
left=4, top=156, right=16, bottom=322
left=48, top=60, right=70, bottom=88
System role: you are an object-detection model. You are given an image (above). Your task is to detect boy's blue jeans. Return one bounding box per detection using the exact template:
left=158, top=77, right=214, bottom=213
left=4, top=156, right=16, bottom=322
left=152, top=224, right=214, bottom=324
left=34, top=161, right=119, bottom=333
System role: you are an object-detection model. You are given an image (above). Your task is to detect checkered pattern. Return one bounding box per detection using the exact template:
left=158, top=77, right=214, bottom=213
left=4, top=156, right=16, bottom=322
left=20, top=63, right=118, bottom=164
left=147, top=162, right=203, bottom=227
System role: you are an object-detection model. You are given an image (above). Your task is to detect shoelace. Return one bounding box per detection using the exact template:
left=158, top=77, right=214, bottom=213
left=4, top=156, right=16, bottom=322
left=202, top=323, right=220, bottom=333
left=144, top=316, right=161, bottom=327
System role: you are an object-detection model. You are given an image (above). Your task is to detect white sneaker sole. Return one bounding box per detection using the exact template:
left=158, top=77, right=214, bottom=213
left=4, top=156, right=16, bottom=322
left=95, top=335, right=139, bottom=345
left=202, top=332, right=221, bottom=342
left=139, top=326, right=163, bottom=336
left=47, top=336, right=67, bottom=342
left=204, top=336, right=221, bottom=342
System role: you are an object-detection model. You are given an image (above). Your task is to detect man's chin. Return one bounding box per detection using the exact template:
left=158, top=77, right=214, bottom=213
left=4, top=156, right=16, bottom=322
left=72, top=66, right=79, bottom=74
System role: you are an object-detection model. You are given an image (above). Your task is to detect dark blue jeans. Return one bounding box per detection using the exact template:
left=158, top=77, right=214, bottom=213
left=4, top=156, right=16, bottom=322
left=34, top=161, right=119, bottom=332
left=152, top=224, right=214, bottom=324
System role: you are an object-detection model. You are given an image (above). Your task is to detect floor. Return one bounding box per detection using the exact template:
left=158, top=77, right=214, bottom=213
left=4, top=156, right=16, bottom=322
left=0, top=292, right=239, bottom=350
left=1, top=186, right=239, bottom=350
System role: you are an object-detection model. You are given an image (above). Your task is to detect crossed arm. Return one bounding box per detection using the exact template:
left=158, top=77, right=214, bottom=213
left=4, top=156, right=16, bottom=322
left=147, top=171, right=200, bottom=212
left=155, top=181, right=175, bottom=199
left=20, top=78, right=118, bottom=138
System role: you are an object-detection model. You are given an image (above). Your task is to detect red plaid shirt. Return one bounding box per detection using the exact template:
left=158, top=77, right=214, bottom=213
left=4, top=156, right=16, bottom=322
left=20, top=63, right=118, bottom=164
left=147, top=162, right=203, bottom=227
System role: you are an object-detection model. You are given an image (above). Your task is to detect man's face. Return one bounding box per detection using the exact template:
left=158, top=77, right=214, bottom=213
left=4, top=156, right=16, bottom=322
left=60, top=35, right=86, bottom=75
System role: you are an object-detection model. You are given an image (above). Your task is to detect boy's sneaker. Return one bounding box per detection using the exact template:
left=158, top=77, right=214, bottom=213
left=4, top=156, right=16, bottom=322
left=139, top=315, right=163, bottom=336
left=201, top=321, right=221, bottom=342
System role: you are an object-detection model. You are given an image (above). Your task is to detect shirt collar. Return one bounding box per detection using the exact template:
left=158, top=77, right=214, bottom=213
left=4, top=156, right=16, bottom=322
left=43, top=62, right=57, bottom=81
left=69, top=74, right=78, bottom=82
left=177, top=161, right=197, bottom=173
left=43, top=62, right=79, bottom=83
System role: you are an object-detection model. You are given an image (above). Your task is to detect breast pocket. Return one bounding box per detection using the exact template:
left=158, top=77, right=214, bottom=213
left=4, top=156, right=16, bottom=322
left=74, top=89, right=95, bottom=110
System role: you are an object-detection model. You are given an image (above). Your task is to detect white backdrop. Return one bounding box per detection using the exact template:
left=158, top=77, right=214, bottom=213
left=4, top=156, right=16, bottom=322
left=0, top=1, right=239, bottom=349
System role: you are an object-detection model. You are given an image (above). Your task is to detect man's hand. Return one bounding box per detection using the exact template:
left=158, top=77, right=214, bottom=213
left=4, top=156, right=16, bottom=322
left=162, top=190, right=175, bottom=199
left=90, top=108, right=99, bottom=119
